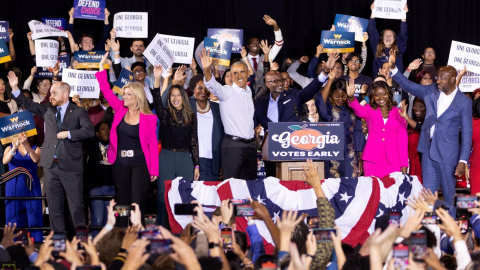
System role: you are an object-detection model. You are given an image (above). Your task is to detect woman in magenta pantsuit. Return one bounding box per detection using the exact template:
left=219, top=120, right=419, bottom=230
left=347, top=80, right=408, bottom=178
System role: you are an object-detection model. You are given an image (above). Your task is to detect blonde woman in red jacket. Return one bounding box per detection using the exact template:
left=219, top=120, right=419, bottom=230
left=347, top=79, right=408, bottom=178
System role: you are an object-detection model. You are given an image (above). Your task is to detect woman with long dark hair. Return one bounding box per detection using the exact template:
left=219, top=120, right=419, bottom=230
left=347, top=80, right=408, bottom=177
left=152, top=65, right=199, bottom=226
left=317, top=72, right=362, bottom=177
left=368, top=2, right=409, bottom=76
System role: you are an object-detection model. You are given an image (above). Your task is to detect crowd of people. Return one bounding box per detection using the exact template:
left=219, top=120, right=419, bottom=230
left=0, top=2, right=479, bottom=270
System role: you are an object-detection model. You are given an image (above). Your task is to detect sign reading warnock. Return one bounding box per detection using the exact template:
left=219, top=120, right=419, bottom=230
left=0, top=111, right=37, bottom=145
left=268, top=122, right=344, bottom=161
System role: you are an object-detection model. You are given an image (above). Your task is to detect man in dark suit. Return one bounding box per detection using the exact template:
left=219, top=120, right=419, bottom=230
left=254, top=70, right=327, bottom=176
left=8, top=71, right=95, bottom=231
left=390, top=58, right=472, bottom=216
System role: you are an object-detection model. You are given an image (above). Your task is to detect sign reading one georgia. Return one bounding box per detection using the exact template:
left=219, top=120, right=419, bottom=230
left=334, top=14, right=369, bottom=42
left=0, top=111, right=37, bottom=145
left=204, top=37, right=233, bottom=67
left=73, top=0, right=106, bottom=21
left=207, top=28, right=243, bottom=53
left=268, top=122, right=344, bottom=161
left=320, top=31, right=355, bottom=53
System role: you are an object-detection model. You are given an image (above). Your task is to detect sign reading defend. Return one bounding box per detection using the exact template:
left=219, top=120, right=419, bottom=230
left=267, top=122, right=344, bottom=161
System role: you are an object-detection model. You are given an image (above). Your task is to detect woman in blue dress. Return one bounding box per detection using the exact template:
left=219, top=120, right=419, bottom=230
left=3, top=132, right=42, bottom=242
left=316, top=72, right=364, bottom=178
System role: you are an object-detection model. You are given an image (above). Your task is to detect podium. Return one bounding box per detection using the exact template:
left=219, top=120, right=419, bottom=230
left=262, top=131, right=325, bottom=181
left=276, top=161, right=324, bottom=181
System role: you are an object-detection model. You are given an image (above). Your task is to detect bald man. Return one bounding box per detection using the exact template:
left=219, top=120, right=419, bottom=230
left=8, top=72, right=94, bottom=231
left=390, top=61, right=472, bottom=217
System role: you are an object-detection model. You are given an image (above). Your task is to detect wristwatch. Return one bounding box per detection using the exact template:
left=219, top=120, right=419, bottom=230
left=208, top=242, right=220, bottom=249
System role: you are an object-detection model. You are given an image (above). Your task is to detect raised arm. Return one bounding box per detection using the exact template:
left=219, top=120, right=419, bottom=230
left=96, top=52, right=122, bottom=110
left=368, top=3, right=379, bottom=55
left=8, top=71, right=47, bottom=118
left=199, top=48, right=227, bottom=101
left=347, top=78, right=370, bottom=119
left=297, top=70, right=329, bottom=104
left=321, top=71, right=336, bottom=103
left=27, top=32, right=35, bottom=56
left=287, top=57, right=312, bottom=89
left=390, top=50, right=432, bottom=99
left=359, top=33, right=368, bottom=73
left=241, top=46, right=254, bottom=76
left=153, top=65, right=166, bottom=113
left=7, top=29, right=15, bottom=62
left=397, top=5, right=409, bottom=54
left=263, top=15, right=283, bottom=61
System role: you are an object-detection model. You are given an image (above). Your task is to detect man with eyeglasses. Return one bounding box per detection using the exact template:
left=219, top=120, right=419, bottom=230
left=200, top=48, right=257, bottom=180
left=254, top=70, right=328, bottom=176
left=390, top=51, right=472, bottom=217
left=409, top=47, right=440, bottom=83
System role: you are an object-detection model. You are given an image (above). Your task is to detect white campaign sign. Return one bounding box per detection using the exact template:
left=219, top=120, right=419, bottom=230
left=113, top=12, right=148, bottom=38
left=143, top=34, right=174, bottom=78
left=62, top=68, right=100, bottom=99
left=372, top=0, right=407, bottom=20
left=448, top=40, right=480, bottom=76
left=28, top=20, right=68, bottom=40
left=158, top=34, right=194, bottom=64
left=35, top=39, right=59, bottom=67
left=457, top=71, right=480, bottom=92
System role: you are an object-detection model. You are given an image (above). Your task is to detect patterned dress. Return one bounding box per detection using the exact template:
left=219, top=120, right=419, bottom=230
left=322, top=102, right=360, bottom=178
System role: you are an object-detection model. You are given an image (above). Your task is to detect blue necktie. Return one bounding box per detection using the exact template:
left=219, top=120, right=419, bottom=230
left=55, top=107, right=62, bottom=158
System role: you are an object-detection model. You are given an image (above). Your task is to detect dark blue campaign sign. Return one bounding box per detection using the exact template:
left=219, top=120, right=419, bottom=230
left=267, top=122, right=344, bottom=161
left=73, top=0, right=106, bottom=21
left=0, top=21, right=9, bottom=42
left=0, top=40, right=11, bottom=64
left=334, top=14, right=369, bottom=42
left=207, top=28, right=243, bottom=53
left=204, top=37, right=233, bottom=67
left=74, top=50, right=107, bottom=69
left=35, top=54, right=70, bottom=78
left=41, top=18, right=67, bottom=31
left=320, top=31, right=355, bottom=53
left=112, top=68, right=134, bottom=95
left=0, top=111, right=37, bottom=145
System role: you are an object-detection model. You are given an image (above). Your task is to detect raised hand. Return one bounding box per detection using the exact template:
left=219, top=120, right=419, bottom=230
left=420, top=188, right=438, bottom=206
left=27, top=32, right=33, bottom=41
left=388, top=49, right=397, bottom=68
left=8, top=29, right=13, bottom=40
left=271, top=62, right=279, bottom=71
left=260, top=40, right=272, bottom=56
left=30, top=66, right=37, bottom=77
left=299, top=56, right=309, bottom=64
left=110, top=28, right=116, bottom=40
left=346, top=78, right=355, bottom=97
left=199, top=48, right=212, bottom=70
left=436, top=208, right=462, bottom=240
left=459, top=65, right=467, bottom=77
left=240, top=46, right=248, bottom=58
left=263, top=15, right=278, bottom=30
left=302, top=159, right=321, bottom=189
left=7, top=71, right=18, bottom=90
left=107, top=39, right=120, bottom=52
left=220, top=200, right=234, bottom=225
left=399, top=100, right=408, bottom=120
left=315, top=44, right=324, bottom=57
left=407, top=58, right=423, bottom=71
left=361, top=84, right=368, bottom=94
left=99, top=52, right=109, bottom=72
left=325, top=53, right=340, bottom=71
left=52, top=62, right=60, bottom=78
left=122, top=238, right=150, bottom=270
left=1, top=223, right=22, bottom=248
left=330, top=25, right=336, bottom=31
left=153, top=65, right=163, bottom=78
left=106, top=199, right=116, bottom=227
left=173, top=65, right=187, bottom=83
left=130, top=203, right=143, bottom=228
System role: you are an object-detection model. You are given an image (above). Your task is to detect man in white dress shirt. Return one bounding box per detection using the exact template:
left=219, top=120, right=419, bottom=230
left=200, top=48, right=257, bottom=180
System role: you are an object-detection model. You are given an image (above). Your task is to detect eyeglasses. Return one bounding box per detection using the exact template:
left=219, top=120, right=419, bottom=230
left=195, top=86, right=205, bottom=91
left=267, top=79, right=286, bottom=84
left=134, top=70, right=145, bottom=74
left=424, top=51, right=435, bottom=55
left=349, top=60, right=360, bottom=64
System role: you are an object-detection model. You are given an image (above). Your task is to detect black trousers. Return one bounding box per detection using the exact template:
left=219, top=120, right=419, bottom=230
left=112, top=161, right=150, bottom=226
left=221, top=137, right=257, bottom=180
left=44, top=162, right=85, bottom=232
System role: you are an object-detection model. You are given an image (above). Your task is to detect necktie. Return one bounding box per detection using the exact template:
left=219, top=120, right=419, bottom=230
left=55, top=107, right=62, bottom=157
left=252, top=57, right=258, bottom=71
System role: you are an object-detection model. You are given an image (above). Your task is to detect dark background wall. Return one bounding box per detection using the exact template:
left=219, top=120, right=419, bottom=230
left=1, top=0, right=479, bottom=79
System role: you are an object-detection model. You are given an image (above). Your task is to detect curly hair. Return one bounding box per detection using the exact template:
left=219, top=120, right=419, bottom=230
left=368, top=81, right=394, bottom=111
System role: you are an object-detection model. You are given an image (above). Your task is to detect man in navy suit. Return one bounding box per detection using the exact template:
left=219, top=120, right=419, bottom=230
left=390, top=55, right=472, bottom=216
left=254, top=70, right=328, bottom=176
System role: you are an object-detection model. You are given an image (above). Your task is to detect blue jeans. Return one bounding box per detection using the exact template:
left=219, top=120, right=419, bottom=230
left=89, top=186, right=115, bottom=228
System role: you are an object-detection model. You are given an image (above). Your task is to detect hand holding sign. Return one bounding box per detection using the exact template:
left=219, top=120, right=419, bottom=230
left=99, top=52, right=109, bottom=72
left=153, top=65, right=163, bottom=79
left=315, top=44, right=324, bottom=57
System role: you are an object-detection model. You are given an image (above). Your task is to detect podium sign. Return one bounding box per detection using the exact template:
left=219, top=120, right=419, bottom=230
left=267, top=122, right=344, bottom=161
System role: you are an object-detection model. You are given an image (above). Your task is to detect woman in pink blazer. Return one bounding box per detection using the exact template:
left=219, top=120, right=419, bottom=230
left=95, top=53, right=158, bottom=220
left=347, top=80, right=408, bottom=178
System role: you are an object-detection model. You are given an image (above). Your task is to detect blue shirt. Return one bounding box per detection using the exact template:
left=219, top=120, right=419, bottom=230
left=267, top=94, right=279, bottom=123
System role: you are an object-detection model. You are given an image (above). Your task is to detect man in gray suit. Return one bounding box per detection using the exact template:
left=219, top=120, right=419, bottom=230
left=389, top=53, right=472, bottom=216
left=8, top=72, right=95, bottom=231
